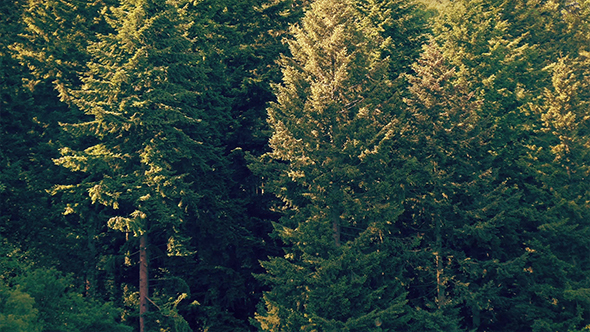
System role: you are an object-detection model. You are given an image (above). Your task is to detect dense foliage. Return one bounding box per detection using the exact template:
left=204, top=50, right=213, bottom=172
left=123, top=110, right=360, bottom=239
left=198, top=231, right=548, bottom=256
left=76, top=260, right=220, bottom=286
left=2, top=0, right=590, bottom=331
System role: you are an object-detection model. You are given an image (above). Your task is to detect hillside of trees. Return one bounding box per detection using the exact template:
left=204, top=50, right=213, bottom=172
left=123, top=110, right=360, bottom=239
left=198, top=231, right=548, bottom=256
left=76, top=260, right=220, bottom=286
left=2, top=0, right=590, bottom=331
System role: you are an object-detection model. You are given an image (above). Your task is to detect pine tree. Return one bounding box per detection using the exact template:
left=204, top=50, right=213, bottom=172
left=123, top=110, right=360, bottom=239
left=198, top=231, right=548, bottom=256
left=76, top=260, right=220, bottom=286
left=425, top=2, right=541, bottom=329
left=168, top=1, right=307, bottom=329
left=253, top=0, right=420, bottom=330
left=431, top=0, right=590, bottom=180
left=13, top=0, right=116, bottom=100
left=522, top=55, right=590, bottom=331
left=429, top=0, right=590, bottom=330
left=1, top=0, right=81, bottom=273
left=399, top=39, right=507, bottom=331
left=10, top=0, right=126, bottom=294
left=53, top=0, right=223, bottom=330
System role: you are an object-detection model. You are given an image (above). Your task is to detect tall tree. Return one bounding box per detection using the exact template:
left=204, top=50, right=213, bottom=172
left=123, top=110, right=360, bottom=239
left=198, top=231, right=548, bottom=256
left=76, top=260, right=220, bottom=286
left=13, top=0, right=116, bottom=101
left=399, top=39, right=525, bottom=331
left=429, top=0, right=590, bottom=329
left=53, top=0, right=224, bottom=330
left=0, top=0, right=80, bottom=273
left=425, top=2, right=538, bottom=329
left=523, top=55, right=590, bottom=331
left=10, top=0, right=123, bottom=295
left=157, top=1, right=307, bottom=330
left=252, top=0, right=426, bottom=329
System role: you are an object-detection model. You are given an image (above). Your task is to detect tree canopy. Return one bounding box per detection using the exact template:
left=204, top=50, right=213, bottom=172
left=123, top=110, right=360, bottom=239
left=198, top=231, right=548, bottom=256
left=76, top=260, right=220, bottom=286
left=2, top=0, right=590, bottom=330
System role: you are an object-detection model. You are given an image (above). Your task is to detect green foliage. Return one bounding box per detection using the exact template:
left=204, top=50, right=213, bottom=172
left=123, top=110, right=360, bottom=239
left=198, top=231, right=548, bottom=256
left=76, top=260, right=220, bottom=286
left=51, top=1, right=224, bottom=330
left=144, top=292, right=193, bottom=332
left=4, top=0, right=590, bottom=330
left=531, top=56, right=590, bottom=208
left=0, top=242, right=39, bottom=332
left=521, top=55, right=590, bottom=331
left=0, top=239, right=130, bottom=332
left=399, top=39, right=500, bottom=331
left=168, top=1, right=307, bottom=329
left=428, top=0, right=590, bottom=330
left=15, top=268, right=132, bottom=332
left=256, top=241, right=409, bottom=331
left=253, top=0, right=427, bottom=329
left=0, top=284, right=41, bottom=332
left=55, top=0, right=213, bottom=239
left=12, top=0, right=116, bottom=100
left=1, top=0, right=86, bottom=274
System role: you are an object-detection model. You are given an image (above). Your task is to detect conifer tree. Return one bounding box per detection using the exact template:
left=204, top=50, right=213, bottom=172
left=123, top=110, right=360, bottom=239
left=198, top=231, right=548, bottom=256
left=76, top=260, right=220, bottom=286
left=431, top=0, right=590, bottom=181
left=426, top=3, right=551, bottom=328
left=1, top=0, right=80, bottom=272
left=523, top=56, right=590, bottom=331
left=429, top=0, right=590, bottom=329
left=399, top=39, right=496, bottom=331
left=13, top=0, right=116, bottom=100
left=10, top=0, right=125, bottom=294
left=171, top=1, right=307, bottom=329
left=253, top=0, right=419, bottom=330
left=53, top=0, right=223, bottom=330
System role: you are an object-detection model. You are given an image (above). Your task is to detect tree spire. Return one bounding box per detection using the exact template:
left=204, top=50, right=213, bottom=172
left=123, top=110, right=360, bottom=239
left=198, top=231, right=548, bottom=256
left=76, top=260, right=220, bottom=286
left=254, top=0, right=426, bottom=330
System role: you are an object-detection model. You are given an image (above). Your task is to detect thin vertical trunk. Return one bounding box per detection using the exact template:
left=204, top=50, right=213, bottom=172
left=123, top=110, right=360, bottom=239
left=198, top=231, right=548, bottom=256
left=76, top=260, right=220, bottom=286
left=331, top=206, right=341, bottom=247
left=435, top=215, right=445, bottom=308
left=333, top=219, right=341, bottom=247
left=139, top=233, right=149, bottom=332
left=85, top=213, right=97, bottom=297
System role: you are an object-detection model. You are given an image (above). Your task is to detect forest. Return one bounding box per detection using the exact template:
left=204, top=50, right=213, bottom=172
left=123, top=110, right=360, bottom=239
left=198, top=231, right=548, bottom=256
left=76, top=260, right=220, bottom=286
left=2, top=0, right=590, bottom=331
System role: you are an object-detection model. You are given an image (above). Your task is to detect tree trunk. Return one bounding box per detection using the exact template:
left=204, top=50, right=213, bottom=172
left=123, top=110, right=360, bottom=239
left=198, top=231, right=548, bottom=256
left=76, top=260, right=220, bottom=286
left=333, top=219, right=341, bottom=247
left=332, top=209, right=341, bottom=247
left=435, top=215, right=445, bottom=308
left=85, top=212, right=98, bottom=297
left=139, top=233, right=149, bottom=332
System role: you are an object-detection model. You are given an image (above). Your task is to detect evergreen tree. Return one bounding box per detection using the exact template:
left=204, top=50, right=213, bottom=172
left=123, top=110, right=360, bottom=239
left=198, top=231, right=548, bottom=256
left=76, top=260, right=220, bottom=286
left=54, top=0, right=224, bottom=330
left=153, top=0, right=307, bottom=330
left=13, top=0, right=116, bottom=100
left=522, top=55, right=590, bottom=331
left=398, top=39, right=530, bottom=332
left=429, top=0, right=590, bottom=330
left=9, top=0, right=128, bottom=295
left=136, top=11, right=302, bottom=323
left=425, top=2, right=538, bottom=329
left=1, top=0, right=81, bottom=273
left=431, top=0, right=590, bottom=184
left=253, top=0, right=420, bottom=329
left=399, top=40, right=481, bottom=331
